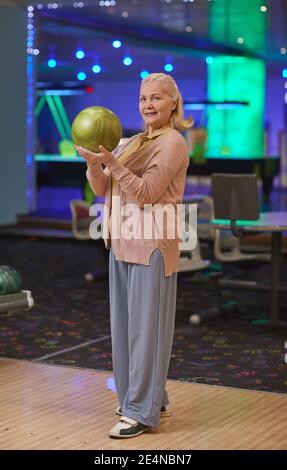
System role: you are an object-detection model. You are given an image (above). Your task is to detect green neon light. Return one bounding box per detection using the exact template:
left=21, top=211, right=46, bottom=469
left=35, top=154, right=84, bottom=162
left=35, top=96, right=46, bottom=117
left=209, top=0, right=266, bottom=51
left=207, top=56, right=265, bottom=157
left=46, top=95, right=67, bottom=140
left=207, top=0, right=266, bottom=158
left=53, top=95, right=72, bottom=139
left=213, top=218, right=260, bottom=226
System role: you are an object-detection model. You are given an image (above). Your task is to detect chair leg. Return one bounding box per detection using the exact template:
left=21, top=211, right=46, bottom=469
left=84, top=247, right=109, bottom=281
left=189, top=300, right=237, bottom=325
left=85, top=268, right=108, bottom=282
left=189, top=275, right=237, bottom=325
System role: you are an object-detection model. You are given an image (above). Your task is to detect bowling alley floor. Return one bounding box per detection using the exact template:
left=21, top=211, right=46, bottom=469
left=1, top=357, right=287, bottom=450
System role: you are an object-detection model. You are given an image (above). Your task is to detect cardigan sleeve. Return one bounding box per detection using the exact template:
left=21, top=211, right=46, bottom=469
left=105, top=136, right=188, bottom=206
left=86, top=163, right=110, bottom=197
left=85, top=136, right=135, bottom=197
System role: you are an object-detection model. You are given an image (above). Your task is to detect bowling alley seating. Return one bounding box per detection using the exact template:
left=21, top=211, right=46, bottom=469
left=70, top=199, right=108, bottom=281
left=192, top=189, right=270, bottom=263
left=212, top=174, right=270, bottom=263
left=188, top=175, right=271, bottom=325
left=70, top=199, right=92, bottom=240
left=179, top=194, right=211, bottom=273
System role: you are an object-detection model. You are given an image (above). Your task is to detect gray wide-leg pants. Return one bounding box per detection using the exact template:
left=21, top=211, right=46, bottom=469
left=109, top=248, right=178, bottom=428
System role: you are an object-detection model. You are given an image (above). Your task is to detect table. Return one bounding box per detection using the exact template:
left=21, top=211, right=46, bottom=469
left=212, top=212, right=287, bottom=326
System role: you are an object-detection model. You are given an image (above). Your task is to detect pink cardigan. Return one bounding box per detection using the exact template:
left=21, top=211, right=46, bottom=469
left=86, top=127, right=189, bottom=276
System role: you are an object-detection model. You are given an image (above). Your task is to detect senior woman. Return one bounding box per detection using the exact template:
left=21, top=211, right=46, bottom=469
left=76, top=72, right=193, bottom=439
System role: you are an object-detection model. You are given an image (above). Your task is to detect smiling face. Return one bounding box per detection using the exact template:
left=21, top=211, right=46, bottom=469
left=139, top=81, right=176, bottom=133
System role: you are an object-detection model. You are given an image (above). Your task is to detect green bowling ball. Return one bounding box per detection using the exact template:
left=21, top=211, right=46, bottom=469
left=0, top=266, right=22, bottom=295
left=71, top=106, right=122, bottom=153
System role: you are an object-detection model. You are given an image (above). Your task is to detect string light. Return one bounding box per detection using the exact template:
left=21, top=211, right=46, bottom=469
left=26, top=5, right=36, bottom=209
left=99, top=0, right=116, bottom=6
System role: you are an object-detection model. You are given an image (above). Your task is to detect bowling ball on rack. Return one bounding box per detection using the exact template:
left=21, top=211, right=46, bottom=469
left=0, top=266, right=22, bottom=295
left=71, top=106, right=122, bottom=153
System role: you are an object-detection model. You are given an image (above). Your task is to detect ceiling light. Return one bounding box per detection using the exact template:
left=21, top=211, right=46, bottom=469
left=48, top=59, right=57, bottom=68
left=123, top=56, right=133, bottom=66
left=260, top=6, right=267, bottom=12
left=164, top=63, right=173, bottom=72
left=77, top=72, right=86, bottom=81
left=76, top=49, right=85, bottom=59
left=140, top=70, right=149, bottom=79
left=280, top=48, right=287, bottom=55
left=112, top=40, right=122, bottom=48
left=92, top=64, right=102, bottom=74
left=237, top=37, right=244, bottom=44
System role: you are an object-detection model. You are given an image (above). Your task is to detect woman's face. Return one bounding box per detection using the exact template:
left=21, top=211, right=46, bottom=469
left=139, top=81, right=176, bottom=132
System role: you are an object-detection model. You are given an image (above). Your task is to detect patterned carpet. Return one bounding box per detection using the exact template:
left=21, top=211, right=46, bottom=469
left=0, top=235, right=286, bottom=393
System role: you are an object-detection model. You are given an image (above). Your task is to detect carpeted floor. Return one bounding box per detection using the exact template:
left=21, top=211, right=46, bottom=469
left=0, top=235, right=286, bottom=393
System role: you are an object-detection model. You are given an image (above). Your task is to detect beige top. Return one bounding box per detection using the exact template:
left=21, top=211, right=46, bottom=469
left=86, top=126, right=190, bottom=277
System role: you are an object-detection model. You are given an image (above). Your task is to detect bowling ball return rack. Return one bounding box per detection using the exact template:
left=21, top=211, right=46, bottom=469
left=0, top=290, right=34, bottom=314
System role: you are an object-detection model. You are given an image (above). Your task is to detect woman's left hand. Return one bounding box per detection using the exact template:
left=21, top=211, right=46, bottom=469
left=75, top=145, right=113, bottom=165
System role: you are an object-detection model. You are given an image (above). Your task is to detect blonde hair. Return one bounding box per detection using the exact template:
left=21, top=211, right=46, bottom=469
left=141, top=72, right=194, bottom=132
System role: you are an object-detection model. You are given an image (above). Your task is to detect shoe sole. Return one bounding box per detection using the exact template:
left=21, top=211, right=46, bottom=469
left=109, top=428, right=148, bottom=439
left=115, top=407, right=172, bottom=418
left=160, top=409, right=172, bottom=418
